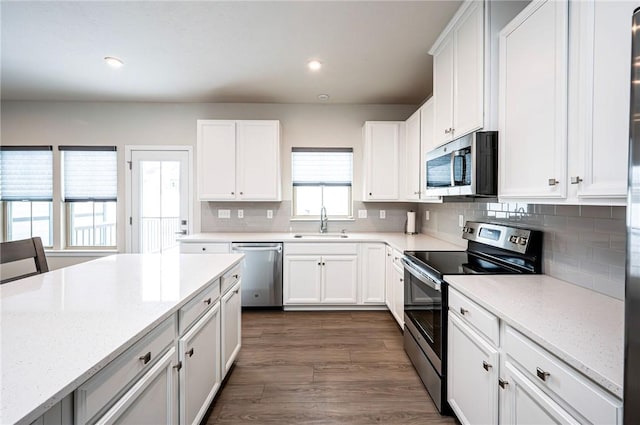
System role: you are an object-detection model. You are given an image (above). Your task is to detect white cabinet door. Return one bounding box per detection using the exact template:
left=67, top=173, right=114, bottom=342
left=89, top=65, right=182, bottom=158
left=403, top=110, right=422, bottom=200
left=359, top=244, right=386, bottom=304
left=433, top=36, right=455, bottom=147
left=419, top=99, right=442, bottom=202
left=499, top=0, right=568, bottom=200
left=448, top=312, right=499, bottom=425
left=570, top=0, right=633, bottom=203
left=95, top=348, right=179, bottom=425
left=385, top=246, right=394, bottom=312
left=221, top=281, right=242, bottom=375
left=197, top=120, right=236, bottom=201
left=453, top=1, right=484, bottom=139
left=321, top=255, right=358, bottom=304
left=283, top=255, right=322, bottom=304
left=178, top=305, right=221, bottom=425
left=499, top=361, right=580, bottom=425
left=363, top=122, right=402, bottom=201
left=236, top=121, right=281, bottom=201
left=392, top=264, right=404, bottom=328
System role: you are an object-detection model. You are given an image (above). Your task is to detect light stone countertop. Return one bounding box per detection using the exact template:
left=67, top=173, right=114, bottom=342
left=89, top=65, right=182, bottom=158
left=444, top=274, right=624, bottom=398
left=0, top=253, right=244, bottom=425
left=180, top=231, right=466, bottom=252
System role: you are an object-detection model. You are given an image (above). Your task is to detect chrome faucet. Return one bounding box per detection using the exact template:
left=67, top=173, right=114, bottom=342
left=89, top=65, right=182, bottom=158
left=320, top=206, right=328, bottom=233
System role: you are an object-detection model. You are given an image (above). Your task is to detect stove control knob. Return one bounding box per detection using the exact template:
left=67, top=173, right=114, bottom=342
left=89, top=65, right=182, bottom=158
left=509, top=235, right=519, bottom=244
left=518, top=237, right=528, bottom=245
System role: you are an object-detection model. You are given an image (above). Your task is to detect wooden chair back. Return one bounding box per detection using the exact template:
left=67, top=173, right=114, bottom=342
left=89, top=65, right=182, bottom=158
left=0, top=237, right=49, bottom=284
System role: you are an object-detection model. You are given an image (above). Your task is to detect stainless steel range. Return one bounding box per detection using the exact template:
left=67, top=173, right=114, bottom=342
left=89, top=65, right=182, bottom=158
left=402, top=221, right=543, bottom=414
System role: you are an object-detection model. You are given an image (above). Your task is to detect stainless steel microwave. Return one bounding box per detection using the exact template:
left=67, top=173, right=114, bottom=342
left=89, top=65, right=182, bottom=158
left=424, top=131, right=498, bottom=197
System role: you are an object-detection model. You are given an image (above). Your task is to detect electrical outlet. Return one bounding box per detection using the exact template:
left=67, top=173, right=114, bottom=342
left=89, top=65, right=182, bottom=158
left=237, top=209, right=244, bottom=219
left=267, top=210, right=273, bottom=219
left=218, top=209, right=230, bottom=219
left=358, top=209, right=367, bottom=219
left=425, top=211, right=430, bottom=221
left=459, top=214, right=464, bottom=227
left=379, top=210, right=386, bottom=219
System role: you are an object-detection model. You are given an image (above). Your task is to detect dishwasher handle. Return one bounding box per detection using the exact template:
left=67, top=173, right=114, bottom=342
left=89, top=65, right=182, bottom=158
left=231, top=246, right=283, bottom=253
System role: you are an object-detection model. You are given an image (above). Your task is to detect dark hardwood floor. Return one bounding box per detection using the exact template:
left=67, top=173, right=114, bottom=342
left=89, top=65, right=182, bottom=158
left=205, top=310, right=458, bottom=425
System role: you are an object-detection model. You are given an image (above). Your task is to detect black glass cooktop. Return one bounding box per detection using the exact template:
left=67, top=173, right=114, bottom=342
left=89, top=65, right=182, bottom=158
left=404, top=250, right=524, bottom=279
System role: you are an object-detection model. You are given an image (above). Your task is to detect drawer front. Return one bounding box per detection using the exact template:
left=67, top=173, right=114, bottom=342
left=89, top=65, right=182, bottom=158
left=180, top=243, right=230, bottom=254
left=221, top=264, right=241, bottom=295
left=284, top=243, right=358, bottom=255
left=448, top=287, right=499, bottom=346
left=75, top=316, right=176, bottom=424
left=504, top=326, right=622, bottom=424
left=179, top=280, right=221, bottom=335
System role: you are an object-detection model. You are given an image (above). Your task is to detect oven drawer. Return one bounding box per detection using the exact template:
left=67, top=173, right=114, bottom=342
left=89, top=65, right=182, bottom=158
left=504, top=326, right=622, bottom=424
left=448, top=287, right=499, bottom=347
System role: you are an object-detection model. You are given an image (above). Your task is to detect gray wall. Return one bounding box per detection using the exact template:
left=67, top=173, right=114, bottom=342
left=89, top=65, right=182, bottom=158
left=418, top=202, right=626, bottom=300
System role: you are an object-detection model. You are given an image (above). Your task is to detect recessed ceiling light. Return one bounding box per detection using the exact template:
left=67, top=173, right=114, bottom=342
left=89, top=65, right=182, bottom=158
left=104, top=56, right=124, bottom=68
left=317, top=94, right=330, bottom=101
left=308, top=60, right=322, bottom=71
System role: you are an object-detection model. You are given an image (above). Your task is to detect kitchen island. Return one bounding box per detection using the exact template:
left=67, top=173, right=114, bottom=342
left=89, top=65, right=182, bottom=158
left=0, top=252, right=243, bottom=425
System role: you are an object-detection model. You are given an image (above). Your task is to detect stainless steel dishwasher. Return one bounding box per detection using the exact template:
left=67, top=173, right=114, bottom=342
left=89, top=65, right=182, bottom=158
left=230, top=242, right=283, bottom=308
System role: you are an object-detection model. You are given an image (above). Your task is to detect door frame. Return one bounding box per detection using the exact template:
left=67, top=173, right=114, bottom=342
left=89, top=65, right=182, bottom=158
left=124, top=145, right=194, bottom=253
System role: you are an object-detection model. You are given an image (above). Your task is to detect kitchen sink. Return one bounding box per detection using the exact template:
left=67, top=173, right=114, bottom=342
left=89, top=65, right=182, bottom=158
left=293, top=233, right=348, bottom=239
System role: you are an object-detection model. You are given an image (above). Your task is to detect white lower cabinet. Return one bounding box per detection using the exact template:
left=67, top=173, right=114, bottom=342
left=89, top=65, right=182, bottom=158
left=221, top=281, right=242, bottom=375
left=359, top=243, right=386, bottom=304
left=283, top=244, right=358, bottom=306
left=384, top=246, right=394, bottom=312
left=95, top=347, right=179, bottom=425
left=448, top=312, right=499, bottom=425
left=447, top=287, right=623, bottom=425
left=178, top=304, right=221, bottom=425
left=391, top=264, right=404, bottom=328
left=500, top=361, right=580, bottom=425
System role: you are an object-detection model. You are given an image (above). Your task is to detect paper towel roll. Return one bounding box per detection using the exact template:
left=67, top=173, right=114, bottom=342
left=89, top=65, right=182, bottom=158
left=406, top=211, right=416, bottom=234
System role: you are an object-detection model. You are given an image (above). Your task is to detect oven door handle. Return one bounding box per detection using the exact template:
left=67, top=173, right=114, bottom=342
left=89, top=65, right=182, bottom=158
left=401, top=258, right=442, bottom=292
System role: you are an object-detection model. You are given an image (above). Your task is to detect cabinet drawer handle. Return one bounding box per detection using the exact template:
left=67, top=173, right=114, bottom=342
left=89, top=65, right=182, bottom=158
left=139, top=352, right=151, bottom=365
left=536, top=367, right=550, bottom=382
left=186, top=348, right=195, bottom=357
left=498, top=378, right=508, bottom=389
left=460, top=307, right=468, bottom=316
left=204, top=297, right=212, bottom=305
left=201, top=247, right=206, bottom=251
left=482, top=361, right=492, bottom=371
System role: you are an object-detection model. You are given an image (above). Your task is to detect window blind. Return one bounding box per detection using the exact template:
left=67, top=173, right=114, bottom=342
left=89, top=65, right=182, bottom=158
left=0, top=146, right=53, bottom=201
left=60, top=146, right=117, bottom=202
left=292, top=148, right=353, bottom=186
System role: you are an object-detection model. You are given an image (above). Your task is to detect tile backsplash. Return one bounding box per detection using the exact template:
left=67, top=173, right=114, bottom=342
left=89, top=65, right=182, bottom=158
left=200, top=200, right=626, bottom=300
left=418, top=202, right=626, bottom=300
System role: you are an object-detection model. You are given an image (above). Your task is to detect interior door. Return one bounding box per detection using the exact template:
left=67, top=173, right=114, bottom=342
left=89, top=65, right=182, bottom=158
left=130, top=150, right=189, bottom=253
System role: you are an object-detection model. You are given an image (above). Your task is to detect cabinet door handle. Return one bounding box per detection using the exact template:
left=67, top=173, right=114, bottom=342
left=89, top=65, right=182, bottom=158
left=322, top=262, right=325, bottom=266
left=201, top=247, right=206, bottom=251
left=548, top=178, right=559, bottom=186
left=234, top=289, right=240, bottom=294
left=204, top=297, right=212, bottom=305
left=536, top=367, right=550, bottom=382
left=233, top=274, right=239, bottom=279
left=369, top=192, right=372, bottom=196
left=460, top=307, right=468, bottom=316
left=240, top=191, right=244, bottom=195
left=483, top=361, right=492, bottom=371
left=498, top=378, right=508, bottom=389
left=318, top=262, right=322, bottom=266
left=173, top=361, right=183, bottom=371
left=231, top=192, right=235, bottom=195
left=444, top=129, right=450, bottom=134
left=139, top=352, right=151, bottom=365
left=400, top=278, right=404, bottom=282
left=186, top=348, right=194, bottom=357
left=570, top=176, right=583, bottom=184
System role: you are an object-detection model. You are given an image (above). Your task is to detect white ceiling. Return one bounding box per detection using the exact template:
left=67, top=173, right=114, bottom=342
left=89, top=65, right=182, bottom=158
left=1, top=1, right=462, bottom=105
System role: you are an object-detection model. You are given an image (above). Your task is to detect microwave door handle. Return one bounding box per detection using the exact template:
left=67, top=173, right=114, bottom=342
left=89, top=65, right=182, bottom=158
left=450, top=152, right=456, bottom=188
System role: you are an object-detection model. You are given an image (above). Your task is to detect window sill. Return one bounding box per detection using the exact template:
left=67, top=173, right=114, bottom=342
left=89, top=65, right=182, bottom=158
left=289, top=218, right=356, bottom=222
left=45, top=249, right=119, bottom=257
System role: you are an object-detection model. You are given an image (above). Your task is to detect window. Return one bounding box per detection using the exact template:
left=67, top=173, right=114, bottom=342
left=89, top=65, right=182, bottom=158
left=0, top=146, right=53, bottom=246
left=292, top=148, right=353, bottom=218
left=60, top=146, right=117, bottom=247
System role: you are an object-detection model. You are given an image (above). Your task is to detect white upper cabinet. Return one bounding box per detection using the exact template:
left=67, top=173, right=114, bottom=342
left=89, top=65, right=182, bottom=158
left=403, top=109, right=422, bottom=201
left=419, top=99, right=442, bottom=202
left=363, top=121, right=403, bottom=201
left=568, top=0, right=633, bottom=204
left=197, top=120, right=281, bottom=201
left=430, top=0, right=530, bottom=147
left=499, top=0, right=569, bottom=200
left=499, top=0, right=632, bottom=205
